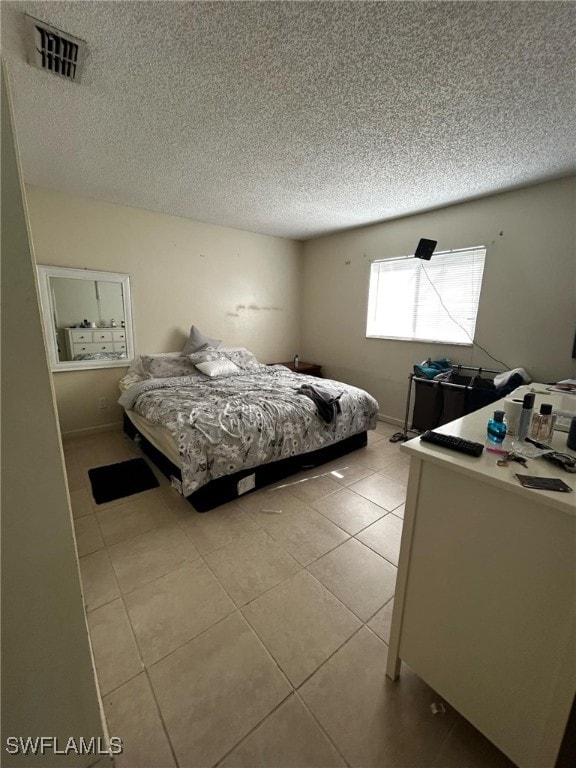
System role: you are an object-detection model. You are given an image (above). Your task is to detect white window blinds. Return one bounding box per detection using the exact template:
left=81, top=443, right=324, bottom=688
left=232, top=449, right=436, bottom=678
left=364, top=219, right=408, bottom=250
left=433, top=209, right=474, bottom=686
left=366, top=246, right=487, bottom=344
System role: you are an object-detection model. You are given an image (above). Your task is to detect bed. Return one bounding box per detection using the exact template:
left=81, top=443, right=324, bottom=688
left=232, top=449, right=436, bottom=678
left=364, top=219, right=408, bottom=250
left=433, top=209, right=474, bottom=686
left=74, top=351, right=128, bottom=361
left=118, top=347, right=379, bottom=511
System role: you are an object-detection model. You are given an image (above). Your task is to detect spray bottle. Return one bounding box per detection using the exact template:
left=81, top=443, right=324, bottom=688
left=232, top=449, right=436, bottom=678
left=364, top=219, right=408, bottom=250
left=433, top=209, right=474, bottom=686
left=517, top=392, right=535, bottom=441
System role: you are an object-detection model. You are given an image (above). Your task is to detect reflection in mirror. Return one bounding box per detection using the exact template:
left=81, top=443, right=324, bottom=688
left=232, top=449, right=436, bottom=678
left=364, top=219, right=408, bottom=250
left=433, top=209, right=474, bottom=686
left=51, top=277, right=125, bottom=361
left=37, top=266, right=134, bottom=371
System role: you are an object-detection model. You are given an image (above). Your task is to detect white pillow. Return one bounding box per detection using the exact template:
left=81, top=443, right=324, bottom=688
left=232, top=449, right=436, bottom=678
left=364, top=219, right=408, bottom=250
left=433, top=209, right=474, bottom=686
left=195, top=359, right=241, bottom=378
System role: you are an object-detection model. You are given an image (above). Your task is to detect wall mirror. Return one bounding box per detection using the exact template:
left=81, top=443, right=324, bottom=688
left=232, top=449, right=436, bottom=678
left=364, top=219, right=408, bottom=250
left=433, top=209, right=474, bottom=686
left=36, top=266, right=135, bottom=371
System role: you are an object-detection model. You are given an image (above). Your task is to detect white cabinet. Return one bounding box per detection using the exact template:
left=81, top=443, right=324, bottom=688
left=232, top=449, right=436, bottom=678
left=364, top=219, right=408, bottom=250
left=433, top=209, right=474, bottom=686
left=64, top=328, right=127, bottom=360
left=387, top=386, right=576, bottom=768
left=92, top=330, right=112, bottom=342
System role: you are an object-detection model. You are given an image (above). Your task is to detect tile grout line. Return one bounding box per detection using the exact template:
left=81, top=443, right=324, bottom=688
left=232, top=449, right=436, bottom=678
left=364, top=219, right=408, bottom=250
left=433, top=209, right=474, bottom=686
left=98, top=667, right=143, bottom=701
left=294, top=623, right=371, bottom=692
left=303, top=567, right=375, bottom=625
left=240, top=501, right=353, bottom=566
left=241, top=572, right=364, bottom=692
left=142, top=666, right=182, bottom=768
left=231, top=605, right=297, bottom=690
left=118, top=539, right=237, bottom=666
left=98, top=560, right=181, bottom=767
left=308, top=496, right=390, bottom=532
left=144, top=609, right=240, bottom=671
left=73, top=510, right=107, bottom=560
left=84, top=533, right=147, bottom=699
left=108, top=550, right=199, bottom=601
left=363, top=594, right=395, bottom=632
left=200, top=535, right=305, bottom=611
left=94, top=490, right=178, bottom=548
left=363, top=621, right=391, bottom=648
left=81, top=546, right=123, bottom=613
left=293, top=689, right=354, bottom=768
left=210, top=692, right=299, bottom=768
left=194, top=609, right=298, bottom=767
left=304, top=548, right=397, bottom=626
left=173, top=515, right=262, bottom=558
left=97, top=668, right=180, bottom=767
left=352, top=520, right=401, bottom=569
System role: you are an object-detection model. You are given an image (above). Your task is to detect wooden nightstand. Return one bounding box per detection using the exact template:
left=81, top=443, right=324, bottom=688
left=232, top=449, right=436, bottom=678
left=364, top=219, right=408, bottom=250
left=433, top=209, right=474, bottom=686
left=277, top=361, right=322, bottom=377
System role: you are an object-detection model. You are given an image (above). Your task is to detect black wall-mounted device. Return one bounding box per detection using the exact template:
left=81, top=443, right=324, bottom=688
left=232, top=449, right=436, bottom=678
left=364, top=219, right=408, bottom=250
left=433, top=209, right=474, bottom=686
left=414, top=238, right=437, bottom=260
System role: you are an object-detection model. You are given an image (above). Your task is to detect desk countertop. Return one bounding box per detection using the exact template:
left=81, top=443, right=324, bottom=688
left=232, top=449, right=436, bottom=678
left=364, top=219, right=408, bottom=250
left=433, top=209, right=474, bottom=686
left=401, top=384, right=576, bottom=515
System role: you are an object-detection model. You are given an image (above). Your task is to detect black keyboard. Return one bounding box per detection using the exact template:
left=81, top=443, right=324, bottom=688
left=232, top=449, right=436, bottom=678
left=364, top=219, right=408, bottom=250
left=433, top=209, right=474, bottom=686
left=420, top=430, right=484, bottom=457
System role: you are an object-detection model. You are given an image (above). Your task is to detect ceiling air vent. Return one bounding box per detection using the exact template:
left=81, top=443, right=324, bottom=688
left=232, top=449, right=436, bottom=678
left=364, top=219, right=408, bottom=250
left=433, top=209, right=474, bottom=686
left=24, top=14, right=86, bottom=83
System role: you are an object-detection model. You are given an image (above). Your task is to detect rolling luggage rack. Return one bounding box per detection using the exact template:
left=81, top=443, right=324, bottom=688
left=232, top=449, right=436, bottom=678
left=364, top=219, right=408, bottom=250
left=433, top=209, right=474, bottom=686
left=390, top=365, right=503, bottom=442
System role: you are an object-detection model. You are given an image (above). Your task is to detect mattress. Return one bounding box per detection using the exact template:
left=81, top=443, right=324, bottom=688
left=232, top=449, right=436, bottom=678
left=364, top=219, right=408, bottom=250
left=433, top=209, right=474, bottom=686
left=124, top=409, right=181, bottom=467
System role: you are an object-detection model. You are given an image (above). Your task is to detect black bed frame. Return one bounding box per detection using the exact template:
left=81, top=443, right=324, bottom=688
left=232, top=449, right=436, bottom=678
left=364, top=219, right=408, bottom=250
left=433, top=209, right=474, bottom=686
left=123, top=413, right=367, bottom=512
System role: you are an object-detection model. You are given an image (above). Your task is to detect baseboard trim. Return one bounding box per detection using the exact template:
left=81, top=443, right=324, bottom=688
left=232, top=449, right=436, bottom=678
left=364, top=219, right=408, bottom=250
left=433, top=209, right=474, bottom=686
left=61, top=422, right=123, bottom=440
left=377, top=413, right=403, bottom=427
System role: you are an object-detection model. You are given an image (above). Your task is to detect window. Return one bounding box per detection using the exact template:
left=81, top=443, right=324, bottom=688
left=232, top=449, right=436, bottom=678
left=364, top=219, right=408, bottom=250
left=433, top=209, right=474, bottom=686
left=366, top=245, right=486, bottom=345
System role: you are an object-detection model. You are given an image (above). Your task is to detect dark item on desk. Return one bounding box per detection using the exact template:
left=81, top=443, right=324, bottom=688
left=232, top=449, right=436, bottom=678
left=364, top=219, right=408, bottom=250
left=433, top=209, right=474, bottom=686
left=568, top=416, right=576, bottom=451
left=541, top=452, right=576, bottom=473
left=419, top=430, right=484, bottom=457
left=497, top=452, right=528, bottom=468
left=515, top=475, right=573, bottom=492
left=525, top=436, right=552, bottom=451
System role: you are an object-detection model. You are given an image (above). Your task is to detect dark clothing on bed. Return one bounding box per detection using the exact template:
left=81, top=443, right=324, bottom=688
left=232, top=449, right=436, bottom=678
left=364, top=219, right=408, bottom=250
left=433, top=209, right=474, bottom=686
left=296, top=383, right=343, bottom=423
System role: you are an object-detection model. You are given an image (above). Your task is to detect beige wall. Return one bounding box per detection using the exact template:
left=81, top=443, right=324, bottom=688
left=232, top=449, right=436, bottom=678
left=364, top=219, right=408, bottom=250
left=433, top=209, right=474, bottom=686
left=25, top=177, right=576, bottom=432
left=1, top=68, right=108, bottom=766
left=301, top=177, right=576, bottom=422
left=25, top=185, right=303, bottom=434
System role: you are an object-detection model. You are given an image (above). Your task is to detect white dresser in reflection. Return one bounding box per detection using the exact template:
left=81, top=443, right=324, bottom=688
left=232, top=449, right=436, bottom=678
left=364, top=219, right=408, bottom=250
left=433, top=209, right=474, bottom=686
left=64, top=327, right=127, bottom=359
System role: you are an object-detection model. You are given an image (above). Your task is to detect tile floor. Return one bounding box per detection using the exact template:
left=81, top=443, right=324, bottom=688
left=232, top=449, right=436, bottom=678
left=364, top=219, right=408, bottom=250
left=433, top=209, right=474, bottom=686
left=65, top=422, right=516, bottom=768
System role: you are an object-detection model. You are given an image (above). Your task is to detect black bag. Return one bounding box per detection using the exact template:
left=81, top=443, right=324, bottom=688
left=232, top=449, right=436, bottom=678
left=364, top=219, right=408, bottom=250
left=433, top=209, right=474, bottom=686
left=412, top=379, right=443, bottom=431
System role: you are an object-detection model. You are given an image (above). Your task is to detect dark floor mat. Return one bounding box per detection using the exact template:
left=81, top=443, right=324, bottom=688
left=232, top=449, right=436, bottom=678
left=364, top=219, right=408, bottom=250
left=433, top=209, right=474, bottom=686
left=88, top=458, right=159, bottom=504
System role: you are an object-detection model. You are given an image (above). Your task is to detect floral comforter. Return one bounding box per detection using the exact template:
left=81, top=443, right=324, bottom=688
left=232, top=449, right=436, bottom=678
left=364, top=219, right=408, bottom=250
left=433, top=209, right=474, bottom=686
left=119, top=358, right=378, bottom=496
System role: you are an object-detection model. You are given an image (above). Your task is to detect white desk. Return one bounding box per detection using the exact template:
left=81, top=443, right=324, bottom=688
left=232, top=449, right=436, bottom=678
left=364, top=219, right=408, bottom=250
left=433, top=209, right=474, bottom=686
left=387, top=385, right=575, bottom=768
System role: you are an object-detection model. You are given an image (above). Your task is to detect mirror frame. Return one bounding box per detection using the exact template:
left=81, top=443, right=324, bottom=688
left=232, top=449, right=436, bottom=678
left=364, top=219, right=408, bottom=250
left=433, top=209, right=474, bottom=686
left=36, top=265, right=135, bottom=372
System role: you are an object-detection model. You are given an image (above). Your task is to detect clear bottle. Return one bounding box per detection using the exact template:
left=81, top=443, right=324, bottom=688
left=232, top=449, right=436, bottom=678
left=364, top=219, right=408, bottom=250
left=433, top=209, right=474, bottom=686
left=486, top=409, right=507, bottom=451
left=530, top=403, right=556, bottom=442
left=294, top=354, right=299, bottom=369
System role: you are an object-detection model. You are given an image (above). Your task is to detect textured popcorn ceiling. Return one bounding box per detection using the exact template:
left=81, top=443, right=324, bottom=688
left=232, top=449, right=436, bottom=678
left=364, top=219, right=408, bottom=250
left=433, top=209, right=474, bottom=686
left=2, top=1, right=575, bottom=239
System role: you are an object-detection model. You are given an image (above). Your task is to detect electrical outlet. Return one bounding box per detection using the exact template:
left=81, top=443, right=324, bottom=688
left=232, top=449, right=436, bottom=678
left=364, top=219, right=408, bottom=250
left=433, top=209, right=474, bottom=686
left=98, top=397, right=107, bottom=409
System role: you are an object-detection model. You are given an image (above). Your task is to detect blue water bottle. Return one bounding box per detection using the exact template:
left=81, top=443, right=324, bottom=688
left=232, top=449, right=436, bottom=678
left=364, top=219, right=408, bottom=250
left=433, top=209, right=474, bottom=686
left=486, top=409, right=507, bottom=451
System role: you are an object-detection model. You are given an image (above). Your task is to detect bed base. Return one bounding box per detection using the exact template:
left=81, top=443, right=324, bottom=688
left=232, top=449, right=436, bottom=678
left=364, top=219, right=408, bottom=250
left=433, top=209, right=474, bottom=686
left=123, top=413, right=367, bottom=512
